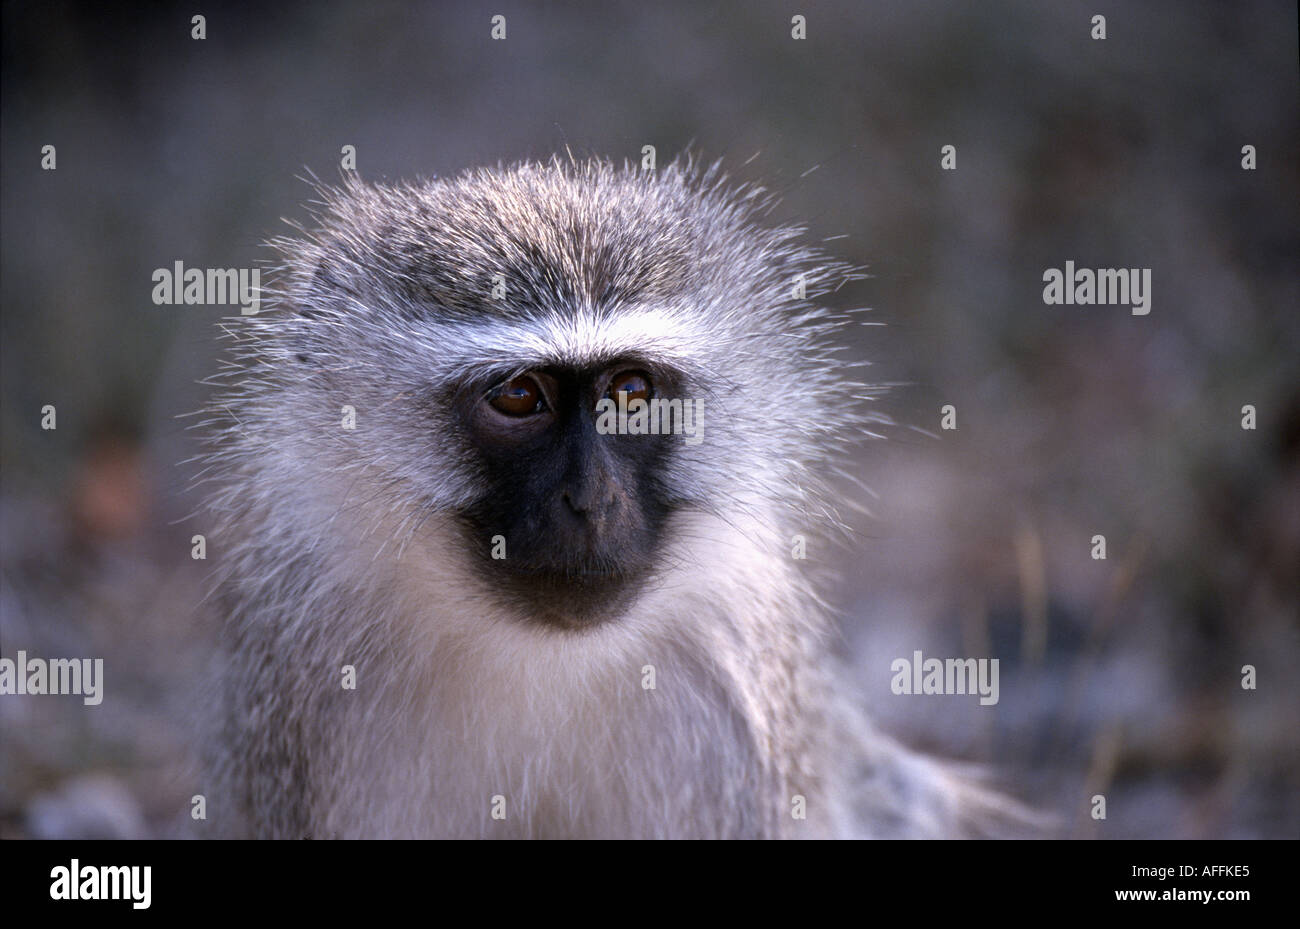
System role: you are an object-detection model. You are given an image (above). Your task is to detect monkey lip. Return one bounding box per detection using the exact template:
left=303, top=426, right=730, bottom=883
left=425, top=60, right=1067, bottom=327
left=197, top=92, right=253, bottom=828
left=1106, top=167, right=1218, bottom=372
left=488, top=559, right=648, bottom=629
left=519, top=563, right=634, bottom=590
left=558, top=566, right=624, bottom=580
left=457, top=510, right=662, bottom=628
left=504, top=547, right=640, bottom=584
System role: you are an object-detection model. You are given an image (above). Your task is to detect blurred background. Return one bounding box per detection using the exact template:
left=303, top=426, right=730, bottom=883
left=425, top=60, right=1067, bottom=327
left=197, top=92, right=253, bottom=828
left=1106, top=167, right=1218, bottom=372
left=1, top=0, right=1296, bottom=838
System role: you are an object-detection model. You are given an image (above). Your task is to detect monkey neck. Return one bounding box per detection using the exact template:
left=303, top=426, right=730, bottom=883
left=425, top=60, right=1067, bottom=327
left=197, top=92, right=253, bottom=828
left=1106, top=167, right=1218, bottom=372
left=231, top=487, right=838, bottom=838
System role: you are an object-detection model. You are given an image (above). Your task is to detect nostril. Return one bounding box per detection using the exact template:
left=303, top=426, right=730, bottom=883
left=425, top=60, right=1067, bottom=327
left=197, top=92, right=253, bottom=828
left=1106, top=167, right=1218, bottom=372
left=562, top=489, right=586, bottom=515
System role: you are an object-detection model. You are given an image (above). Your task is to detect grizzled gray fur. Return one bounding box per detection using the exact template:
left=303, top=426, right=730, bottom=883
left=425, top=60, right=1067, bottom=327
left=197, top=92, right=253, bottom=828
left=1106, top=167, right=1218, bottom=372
left=198, top=155, right=1031, bottom=838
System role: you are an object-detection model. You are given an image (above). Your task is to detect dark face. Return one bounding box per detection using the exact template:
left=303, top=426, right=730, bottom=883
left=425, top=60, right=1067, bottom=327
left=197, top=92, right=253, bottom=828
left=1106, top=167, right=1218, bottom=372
left=454, top=360, right=680, bottom=629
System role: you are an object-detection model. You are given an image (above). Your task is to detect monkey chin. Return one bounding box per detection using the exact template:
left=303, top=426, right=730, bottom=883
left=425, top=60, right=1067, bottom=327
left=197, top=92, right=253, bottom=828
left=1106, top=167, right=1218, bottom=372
left=490, top=566, right=649, bottom=633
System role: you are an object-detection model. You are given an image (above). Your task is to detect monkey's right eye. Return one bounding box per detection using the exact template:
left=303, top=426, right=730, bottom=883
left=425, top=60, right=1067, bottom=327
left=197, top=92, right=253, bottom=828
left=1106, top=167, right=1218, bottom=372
left=488, top=375, right=546, bottom=417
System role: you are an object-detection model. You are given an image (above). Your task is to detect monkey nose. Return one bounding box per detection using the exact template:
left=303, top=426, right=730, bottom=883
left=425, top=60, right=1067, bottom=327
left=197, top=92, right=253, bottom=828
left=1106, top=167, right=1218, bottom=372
left=559, top=483, right=615, bottom=531
left=560, top=469, right=600, bottom=513
left=561, top=488, right=586, bottom=514
left=562, top=487, right=605, bottom=520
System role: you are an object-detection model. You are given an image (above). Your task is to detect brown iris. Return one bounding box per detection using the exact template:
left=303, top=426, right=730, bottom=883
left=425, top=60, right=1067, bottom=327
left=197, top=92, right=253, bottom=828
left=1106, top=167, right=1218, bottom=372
left=490, top=375, right=545, bottom=416
left=609, top=370, right=652, bottom=404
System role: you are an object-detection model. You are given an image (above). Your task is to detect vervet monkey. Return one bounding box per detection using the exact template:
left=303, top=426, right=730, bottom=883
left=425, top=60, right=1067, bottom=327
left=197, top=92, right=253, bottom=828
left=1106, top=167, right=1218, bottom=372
left=201, top=156, right=1029, bottom=838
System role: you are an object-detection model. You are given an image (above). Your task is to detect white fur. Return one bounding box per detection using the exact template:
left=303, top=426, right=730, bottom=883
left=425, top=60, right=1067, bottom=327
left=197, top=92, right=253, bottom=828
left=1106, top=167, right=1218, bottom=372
left=271, top=467, right=826, bottom=838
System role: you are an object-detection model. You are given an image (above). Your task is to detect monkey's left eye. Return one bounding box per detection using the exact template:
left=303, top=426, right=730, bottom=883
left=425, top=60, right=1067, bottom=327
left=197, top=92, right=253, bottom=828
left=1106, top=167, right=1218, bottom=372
left=489, top=375, right=546, bottom=417
left=608, top=370, right=653, bottom=405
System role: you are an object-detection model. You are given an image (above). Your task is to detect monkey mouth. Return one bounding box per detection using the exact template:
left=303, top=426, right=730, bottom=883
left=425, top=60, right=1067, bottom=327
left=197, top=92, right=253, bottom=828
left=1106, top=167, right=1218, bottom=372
left=481, top=557, right=649, bottom=630
left=455, top=503, right=665, bottom=630
left=552, top=565, right=626, bottom=581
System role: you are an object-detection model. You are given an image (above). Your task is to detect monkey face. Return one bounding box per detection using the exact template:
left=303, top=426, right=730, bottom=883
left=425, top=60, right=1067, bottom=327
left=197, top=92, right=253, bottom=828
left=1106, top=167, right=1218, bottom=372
left=454, top=359, right=681, bottom=629
left=256, top=161, right=857, bottom=631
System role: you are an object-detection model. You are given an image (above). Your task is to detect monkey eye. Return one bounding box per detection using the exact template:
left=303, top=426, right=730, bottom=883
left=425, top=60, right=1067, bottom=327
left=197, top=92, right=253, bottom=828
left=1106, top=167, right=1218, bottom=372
left=489, top=375, right=546, bottom=417
left=608, top=370, right=653, bottom=405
